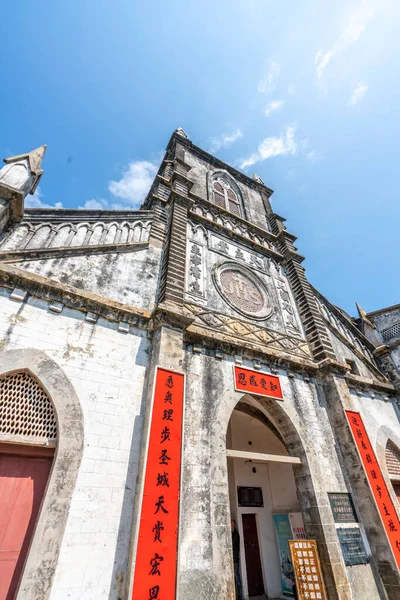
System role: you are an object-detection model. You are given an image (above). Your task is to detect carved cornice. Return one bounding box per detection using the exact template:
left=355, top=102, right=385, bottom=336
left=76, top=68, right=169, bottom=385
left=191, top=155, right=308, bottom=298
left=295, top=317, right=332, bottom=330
left=183, top=302, right=312, bottom=362
left=0, top=242, right=149, bottom=263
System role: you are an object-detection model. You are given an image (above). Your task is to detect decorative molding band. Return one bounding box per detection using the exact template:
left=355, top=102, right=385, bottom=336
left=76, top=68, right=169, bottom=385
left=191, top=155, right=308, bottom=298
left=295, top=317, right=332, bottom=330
left=0, top=241, right=150, bottom=263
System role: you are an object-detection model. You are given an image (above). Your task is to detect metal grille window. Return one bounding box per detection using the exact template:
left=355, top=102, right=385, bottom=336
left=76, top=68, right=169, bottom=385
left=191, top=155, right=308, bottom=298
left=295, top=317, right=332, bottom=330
left=212, top=180, right=242, bottom=217
left=0, top=371, right=57, bottom=443
left=386, top=441, right=400, bottom=478
left=382, top=322, right=400, bottom=342
left=238, top=486, right=264, bottom=507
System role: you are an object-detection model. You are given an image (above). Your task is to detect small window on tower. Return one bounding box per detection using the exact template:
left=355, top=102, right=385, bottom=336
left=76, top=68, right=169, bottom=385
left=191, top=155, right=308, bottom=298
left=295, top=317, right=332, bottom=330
left=346, top=359, right=359, bottom=375
left=212, top=178, right=243, bottom=217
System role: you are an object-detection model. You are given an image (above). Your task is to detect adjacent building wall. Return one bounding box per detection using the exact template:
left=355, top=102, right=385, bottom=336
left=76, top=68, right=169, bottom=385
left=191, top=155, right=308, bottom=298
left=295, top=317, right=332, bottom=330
left=0, top=287, right=149, bottom=600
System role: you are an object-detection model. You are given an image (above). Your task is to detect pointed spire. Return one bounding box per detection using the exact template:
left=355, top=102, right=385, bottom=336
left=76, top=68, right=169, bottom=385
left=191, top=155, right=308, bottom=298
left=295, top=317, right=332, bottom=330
left=253, top=173, right=265, bottom=185
left=356, top=302, right=367, bottom=320
left=4, top=144, right=47, bottom=176
left=174, top=127, right=188, bottom=139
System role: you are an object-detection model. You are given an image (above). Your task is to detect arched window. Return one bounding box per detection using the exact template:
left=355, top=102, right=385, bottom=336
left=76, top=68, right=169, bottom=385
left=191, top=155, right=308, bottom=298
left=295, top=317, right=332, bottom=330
left=0, top=371, right=57, bottom=599
left=385, top=440, right=400, bottom=503
left=212, top=178, right=242, bottom=217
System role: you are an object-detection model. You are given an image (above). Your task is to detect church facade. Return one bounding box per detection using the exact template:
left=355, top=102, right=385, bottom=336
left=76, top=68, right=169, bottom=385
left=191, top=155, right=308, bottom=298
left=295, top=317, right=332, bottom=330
left=0, top=129, right=399, bottom=600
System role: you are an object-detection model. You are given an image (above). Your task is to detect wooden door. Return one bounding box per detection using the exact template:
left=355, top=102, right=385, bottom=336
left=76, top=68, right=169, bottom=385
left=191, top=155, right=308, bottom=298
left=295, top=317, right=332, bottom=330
left=242, top=513, right=265, bottom=597
left=0, top=451, right=52, bottom=600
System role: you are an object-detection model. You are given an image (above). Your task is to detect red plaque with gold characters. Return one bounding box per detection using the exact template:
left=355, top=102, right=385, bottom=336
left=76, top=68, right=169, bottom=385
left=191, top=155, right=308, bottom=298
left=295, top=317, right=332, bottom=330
left=234, top=365, right=283, bottom=400
left=346, top=410, right=400, bottom=569
left=131, top=367, right=185, bottom=600
left=289, top=540, right=327, bottom=600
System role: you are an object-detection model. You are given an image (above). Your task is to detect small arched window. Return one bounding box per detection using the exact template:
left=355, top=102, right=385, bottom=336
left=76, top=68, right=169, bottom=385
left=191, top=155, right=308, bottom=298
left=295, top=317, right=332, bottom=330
left=385, top=440, right=400, bottom=504
left=212, top=179, right=242, bottom=217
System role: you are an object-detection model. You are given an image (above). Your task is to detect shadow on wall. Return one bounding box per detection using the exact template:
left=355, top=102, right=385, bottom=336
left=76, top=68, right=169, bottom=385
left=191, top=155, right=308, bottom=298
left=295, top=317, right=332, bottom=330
left=108, top=333, right=150, bottom=600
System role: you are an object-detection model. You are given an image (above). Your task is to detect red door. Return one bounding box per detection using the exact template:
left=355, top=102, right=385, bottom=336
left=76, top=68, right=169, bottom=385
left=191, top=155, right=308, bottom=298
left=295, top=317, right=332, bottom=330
left=242, top=513, right=265, bottom=597
left=0, top=451, right=52, bottom=600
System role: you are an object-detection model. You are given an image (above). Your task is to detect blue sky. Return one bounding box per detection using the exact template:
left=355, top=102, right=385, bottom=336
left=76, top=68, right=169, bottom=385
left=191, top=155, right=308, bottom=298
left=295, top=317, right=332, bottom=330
left=1, top=0, right=399, bottom=315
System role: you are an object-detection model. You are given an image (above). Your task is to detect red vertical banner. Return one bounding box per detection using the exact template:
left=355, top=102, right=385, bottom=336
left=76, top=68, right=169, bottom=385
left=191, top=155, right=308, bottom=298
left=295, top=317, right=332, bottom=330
left=131, top=367, right=185, bottom=600
left=345, top=410, right=400, bottom=569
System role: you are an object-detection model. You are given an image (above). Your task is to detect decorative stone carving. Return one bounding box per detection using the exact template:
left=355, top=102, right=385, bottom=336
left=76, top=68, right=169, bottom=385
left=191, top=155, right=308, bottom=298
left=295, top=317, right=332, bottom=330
left=184, top=303, right=311, bottom=359
left=213, top=262, right=272, bottom=321
left=210, top=233, right=269, bottom=273
left=275, top=278, right=301, bottom=334
left=0, top=218, right=152, bottom=251
left=191, top=202, right=279, bottom=254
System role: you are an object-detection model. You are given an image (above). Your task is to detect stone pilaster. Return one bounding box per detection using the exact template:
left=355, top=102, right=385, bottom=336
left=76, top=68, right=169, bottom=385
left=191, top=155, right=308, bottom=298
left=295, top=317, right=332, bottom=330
left=270, top=214, right=336, bottom=363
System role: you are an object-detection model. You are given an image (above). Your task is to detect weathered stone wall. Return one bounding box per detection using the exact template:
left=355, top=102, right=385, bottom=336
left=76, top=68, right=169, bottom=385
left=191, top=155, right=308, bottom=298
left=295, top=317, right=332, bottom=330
left=177, top=348, right=382, bottom=600
left=0, top=287, right=149, bottom=600
left=184, top=150, right=271, bottom=231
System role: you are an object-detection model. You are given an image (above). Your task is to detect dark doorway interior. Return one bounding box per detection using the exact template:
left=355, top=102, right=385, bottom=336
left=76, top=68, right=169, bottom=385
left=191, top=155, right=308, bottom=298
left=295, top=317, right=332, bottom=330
left=242, top=513, right=265, bottom=597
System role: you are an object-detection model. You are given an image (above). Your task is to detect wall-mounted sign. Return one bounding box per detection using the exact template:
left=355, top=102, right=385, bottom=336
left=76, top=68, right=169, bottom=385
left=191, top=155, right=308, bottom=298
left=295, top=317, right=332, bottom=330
left=273, top=514, right=296, bottom=596
left=346, top=411, right=400, bottom=570
left=289, top=512, right=307, bottom=540
left=336, top=528, right=368, bottom=566
left=234, top=366, right=283, bottom=400
left=131, top=368, right=185, bottom=600
left=238, top=486, right=264, bottom=507
left=289, top=540, right=327, bottom=600
left=328, top=493, right=358, bottom=523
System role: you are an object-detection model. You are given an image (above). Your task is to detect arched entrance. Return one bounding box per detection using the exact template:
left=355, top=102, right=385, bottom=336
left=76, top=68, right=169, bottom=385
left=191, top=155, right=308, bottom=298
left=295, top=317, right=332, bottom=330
left=0, top=349, right=84, bottom=600
left=227, top=396, right=303, bottom=599
left=0, top=371, right=56, bottom=600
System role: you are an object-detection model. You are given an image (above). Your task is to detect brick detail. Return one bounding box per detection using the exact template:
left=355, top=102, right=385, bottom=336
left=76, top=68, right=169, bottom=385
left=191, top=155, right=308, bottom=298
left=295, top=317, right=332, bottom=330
left=270, top=213, right=336, bottom=362
left=158, top=198, right=190, bottom=305
left=386, top=441, right=400, bottom=478
left=149, top=200, right=168, bottom=246
left=284, top=258, right=336, bottom=362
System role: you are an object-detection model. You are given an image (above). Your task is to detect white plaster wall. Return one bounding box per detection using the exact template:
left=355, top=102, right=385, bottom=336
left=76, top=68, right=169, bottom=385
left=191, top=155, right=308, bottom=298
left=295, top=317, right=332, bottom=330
left=0, top=288, right=148, bottom=600
left=327, top=328, right=375, bottom=378
left=229, top=410, right=300, bottom=598
left=16, top=245, right=162, bottom=311
left=348, top=389, right=400, bottom=454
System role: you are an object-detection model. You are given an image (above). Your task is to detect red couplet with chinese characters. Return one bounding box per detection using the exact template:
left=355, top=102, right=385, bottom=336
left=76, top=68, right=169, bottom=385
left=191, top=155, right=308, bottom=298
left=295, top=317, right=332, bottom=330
left=345, top=410, right=400, bottom=570
left=234, top=365, right=283, bottom=400
left=131, top=368, right=185, bottom=600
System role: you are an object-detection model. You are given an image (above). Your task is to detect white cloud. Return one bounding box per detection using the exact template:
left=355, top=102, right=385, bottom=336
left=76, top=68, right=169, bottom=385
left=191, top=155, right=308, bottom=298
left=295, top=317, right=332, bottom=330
left=209, top=128, right=243, bottom=153
left=239, top=125, right=297, bottom=169
left=305, top=150, right=323, bottom=163
left=349, top=82, right=368, bottom=104
left=79, top=199, right=109, bottom=210
left=108, top=159, right=160, bottom=207
left=264, top=100, right=284, bottom=117
left=25, top=187, right=63, bottom=209
left=315, top=50, right=334, bottom=80
left=315, top=1, right=376, bottom=82
left=258, top=62, right=280, bottom=93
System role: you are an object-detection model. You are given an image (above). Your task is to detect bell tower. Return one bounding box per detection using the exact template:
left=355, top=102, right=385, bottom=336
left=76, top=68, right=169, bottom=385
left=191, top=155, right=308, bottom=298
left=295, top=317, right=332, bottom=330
left=0, top=144, right=46, bottom=231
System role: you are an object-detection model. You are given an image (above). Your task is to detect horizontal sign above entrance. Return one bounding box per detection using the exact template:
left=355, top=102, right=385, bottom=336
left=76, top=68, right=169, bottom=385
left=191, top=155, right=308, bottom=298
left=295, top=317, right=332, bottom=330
left=234, top=365, right=283, bottom=400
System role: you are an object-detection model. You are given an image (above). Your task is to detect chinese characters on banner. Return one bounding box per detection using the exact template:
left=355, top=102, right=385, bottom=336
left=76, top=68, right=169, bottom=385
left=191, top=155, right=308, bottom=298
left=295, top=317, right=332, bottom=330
left=234, top=366, right=283, bottom=400
left=345, top=410, right=400, bottom=570
left=131, top=368, right=185, bottom=600
left=289, top=540, right=327, bottom=600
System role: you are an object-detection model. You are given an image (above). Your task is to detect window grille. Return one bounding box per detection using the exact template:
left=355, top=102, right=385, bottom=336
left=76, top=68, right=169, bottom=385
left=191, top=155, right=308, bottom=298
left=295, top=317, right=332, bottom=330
left=382, top=322, right=400, bottom=343
left=386, top=441, right=400, bottom=478
left=0, top=371, right=57, bottom=442
left=237, top=486, right=264, bottom=507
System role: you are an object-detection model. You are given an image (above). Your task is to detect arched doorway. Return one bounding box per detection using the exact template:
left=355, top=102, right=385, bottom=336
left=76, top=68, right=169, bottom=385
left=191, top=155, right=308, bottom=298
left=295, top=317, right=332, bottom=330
left=0, top=348, right=84, bottom=600
left=227, top=397, right=303, bottom=600
left=0, top=371, right=56, bottom=600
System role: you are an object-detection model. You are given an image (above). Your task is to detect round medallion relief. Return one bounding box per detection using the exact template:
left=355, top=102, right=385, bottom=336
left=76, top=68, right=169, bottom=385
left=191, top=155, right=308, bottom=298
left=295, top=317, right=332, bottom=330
left=213, top=262, right=272, bottom=320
